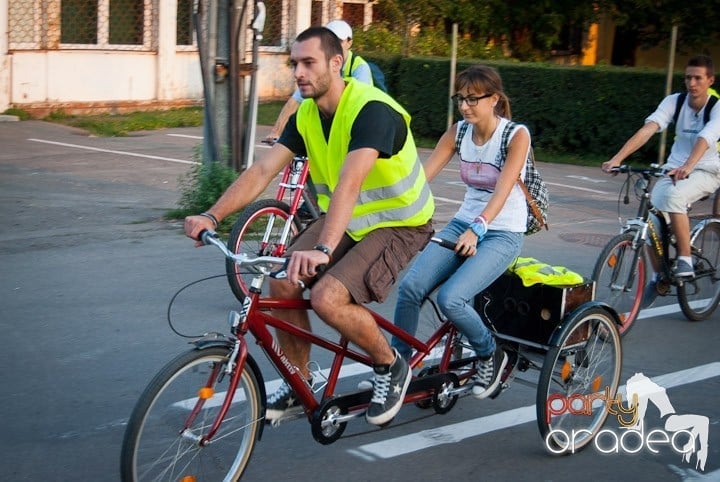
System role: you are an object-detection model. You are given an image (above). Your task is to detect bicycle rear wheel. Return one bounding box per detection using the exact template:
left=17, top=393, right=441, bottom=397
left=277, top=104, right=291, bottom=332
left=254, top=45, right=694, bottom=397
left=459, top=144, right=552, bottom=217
left=536, top=305, right=622, bottom=454
left=120, top=347, right=263, bottom=481
left=591, top=231, right=646, bottom=336
left=679, top=220, right=720, bottom=321
left=226, top=199, right=301, bottom=302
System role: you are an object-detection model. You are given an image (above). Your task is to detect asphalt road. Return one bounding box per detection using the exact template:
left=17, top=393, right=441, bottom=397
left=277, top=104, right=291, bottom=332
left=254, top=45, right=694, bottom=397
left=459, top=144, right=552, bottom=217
left=1, top=120, right=719, bottom=481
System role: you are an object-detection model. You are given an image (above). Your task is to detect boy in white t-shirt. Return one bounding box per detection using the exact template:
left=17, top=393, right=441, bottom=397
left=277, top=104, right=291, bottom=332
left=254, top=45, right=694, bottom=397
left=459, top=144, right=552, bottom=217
left=602, top=55, right=720, bottom=306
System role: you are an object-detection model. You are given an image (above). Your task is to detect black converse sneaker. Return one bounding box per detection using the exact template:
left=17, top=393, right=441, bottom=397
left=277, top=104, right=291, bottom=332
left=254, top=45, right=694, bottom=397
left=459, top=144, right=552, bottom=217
left=265, top=380, right=306, bottom=424
left=471, top=347, right=508, bottom=399
left=365, top=349, right=412, bottom=426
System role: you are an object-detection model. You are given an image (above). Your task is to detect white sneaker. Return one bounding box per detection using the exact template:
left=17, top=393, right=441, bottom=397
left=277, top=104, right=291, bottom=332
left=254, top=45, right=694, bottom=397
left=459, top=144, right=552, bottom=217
left=471, top=348, right=508, bottom=399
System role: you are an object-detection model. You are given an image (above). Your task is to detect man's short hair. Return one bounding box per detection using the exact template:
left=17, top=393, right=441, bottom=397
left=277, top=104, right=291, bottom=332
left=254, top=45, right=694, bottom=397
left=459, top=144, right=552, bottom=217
left=295, top=27, right=343, bottom=61
left=688, top=54, right=715, bottom=77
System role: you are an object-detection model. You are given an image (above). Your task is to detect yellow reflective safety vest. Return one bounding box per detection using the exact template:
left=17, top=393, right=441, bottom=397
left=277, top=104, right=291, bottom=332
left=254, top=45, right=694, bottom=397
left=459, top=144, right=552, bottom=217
left=510, top=257, right=584, bottom=287
left=710, top=88, right=720, bottom=152
left=296, top=79, right=434, bottom=240
left=344, top=50, right=367, bottom=79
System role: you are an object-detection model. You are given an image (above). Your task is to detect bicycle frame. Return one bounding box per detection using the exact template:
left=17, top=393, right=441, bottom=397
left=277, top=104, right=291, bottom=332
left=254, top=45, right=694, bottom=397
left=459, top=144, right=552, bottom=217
left=617, top=167, right=675, bottom=283
left=277, top=156, right=319, bottom=220
left=202, top=236, right=464, bottom=441
left=249, top=156, right=319, bottom=260
left=236, top=290, right=459, bottom=415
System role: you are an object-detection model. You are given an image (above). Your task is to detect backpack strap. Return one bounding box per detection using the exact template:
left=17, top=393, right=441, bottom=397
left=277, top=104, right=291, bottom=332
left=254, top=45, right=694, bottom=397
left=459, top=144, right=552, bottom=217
left=704, top=95, right=719, bottom=124
left=500, top=121, right=514, bottom=162
left=502, top=121, right=546, bottom=229
left=673, top=91, right=719, bottom=126
left=673, top=92, right=687, bottom=126
left=455, top=121, right=471, bottom=156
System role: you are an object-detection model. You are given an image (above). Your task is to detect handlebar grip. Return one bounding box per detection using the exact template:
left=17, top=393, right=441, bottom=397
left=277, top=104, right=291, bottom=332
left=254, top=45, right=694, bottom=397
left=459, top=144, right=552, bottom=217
left=431, top=236, right=457, bottom=251
left=199, top=229, right=219, bottom=244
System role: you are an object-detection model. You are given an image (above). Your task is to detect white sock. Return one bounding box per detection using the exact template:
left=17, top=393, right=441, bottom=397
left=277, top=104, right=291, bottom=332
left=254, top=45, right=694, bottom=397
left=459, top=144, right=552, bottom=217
left=678, top=256, right=693, bottom=266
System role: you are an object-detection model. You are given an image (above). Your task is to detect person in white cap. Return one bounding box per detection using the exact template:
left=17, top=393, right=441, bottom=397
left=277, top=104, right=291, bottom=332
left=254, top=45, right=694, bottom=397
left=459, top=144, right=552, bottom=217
left=265, top=20, right=373, bottom=143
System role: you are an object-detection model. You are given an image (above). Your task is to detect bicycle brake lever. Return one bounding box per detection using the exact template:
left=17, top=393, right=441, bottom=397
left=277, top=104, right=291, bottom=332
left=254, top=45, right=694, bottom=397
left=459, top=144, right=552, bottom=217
left=270, top=259, right=324, bottom=289
left=270, top=259, right=291, bottom=280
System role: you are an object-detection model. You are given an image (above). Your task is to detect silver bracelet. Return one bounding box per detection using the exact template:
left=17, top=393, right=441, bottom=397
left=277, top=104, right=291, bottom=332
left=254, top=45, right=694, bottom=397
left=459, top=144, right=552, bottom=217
left=200, top=212, right=219, bottom=228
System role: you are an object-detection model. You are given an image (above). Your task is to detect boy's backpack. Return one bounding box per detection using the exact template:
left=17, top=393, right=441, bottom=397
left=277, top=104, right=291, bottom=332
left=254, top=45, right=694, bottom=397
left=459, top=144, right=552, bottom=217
left=350, top=52, right=388, bottom=93
left=672, top=91, right=719, bottom=126
left=455, top=120, right=549, bottom=235
left=672, top=90, right=720, bottom=151
left=367, top=62, right=387, bottom=93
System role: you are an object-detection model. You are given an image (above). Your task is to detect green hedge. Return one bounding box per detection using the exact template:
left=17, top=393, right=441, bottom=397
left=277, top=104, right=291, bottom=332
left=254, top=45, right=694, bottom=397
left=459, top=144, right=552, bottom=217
left=366, top=55, right=686, bottom=161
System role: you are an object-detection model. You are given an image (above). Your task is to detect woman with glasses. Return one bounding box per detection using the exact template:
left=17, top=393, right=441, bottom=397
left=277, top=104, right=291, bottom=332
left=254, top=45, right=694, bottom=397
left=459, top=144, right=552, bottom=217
left=391, top=65, right=531, bottom=400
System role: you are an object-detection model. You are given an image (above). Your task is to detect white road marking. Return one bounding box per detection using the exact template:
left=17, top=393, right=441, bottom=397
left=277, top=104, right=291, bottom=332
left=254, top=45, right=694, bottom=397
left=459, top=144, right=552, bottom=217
left=668, top=463, right=720, bottom=481
left=545, top=181, right=610, bottom=195
left=566, top=175, right=610, bottom=184
left=433, top=196, right=463, bottom=205
left=28, top=138, right=199, bottom=165
left=167, top=133, right=202, bottom=139
left=348, top=362, right=720, bottom=460
left=166, top=133, right=275, bottom=150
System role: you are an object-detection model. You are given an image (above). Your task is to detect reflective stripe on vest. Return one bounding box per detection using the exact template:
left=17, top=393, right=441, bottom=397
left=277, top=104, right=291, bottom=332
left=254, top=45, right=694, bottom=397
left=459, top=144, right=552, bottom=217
left=296, top=79, right=434, bottom=240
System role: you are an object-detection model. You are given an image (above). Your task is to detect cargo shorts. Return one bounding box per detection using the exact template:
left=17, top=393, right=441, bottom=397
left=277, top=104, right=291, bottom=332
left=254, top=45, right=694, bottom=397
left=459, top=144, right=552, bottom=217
left=286, top=216, right=433, bottom=304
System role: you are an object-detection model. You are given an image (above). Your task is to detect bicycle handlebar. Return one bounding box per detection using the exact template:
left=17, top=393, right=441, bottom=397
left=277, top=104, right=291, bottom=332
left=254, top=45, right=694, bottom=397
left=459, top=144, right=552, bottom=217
left=200, top=229, right=287, bottom=270
left=611, top=164, right=666, bottom=177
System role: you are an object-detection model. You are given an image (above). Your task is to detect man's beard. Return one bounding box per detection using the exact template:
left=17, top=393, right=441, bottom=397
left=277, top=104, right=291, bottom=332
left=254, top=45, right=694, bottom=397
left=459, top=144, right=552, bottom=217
left=300, top=73, right=331, bottom=100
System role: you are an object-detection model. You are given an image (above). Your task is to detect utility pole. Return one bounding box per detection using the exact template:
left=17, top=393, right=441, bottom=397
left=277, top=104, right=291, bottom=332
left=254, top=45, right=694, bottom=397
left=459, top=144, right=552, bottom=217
left=658, top=25, right=678, bottom=166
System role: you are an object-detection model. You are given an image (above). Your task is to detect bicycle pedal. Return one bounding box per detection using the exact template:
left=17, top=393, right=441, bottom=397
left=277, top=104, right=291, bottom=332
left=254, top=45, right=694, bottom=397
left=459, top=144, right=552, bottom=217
left=656, top=280, right=671, bottom=295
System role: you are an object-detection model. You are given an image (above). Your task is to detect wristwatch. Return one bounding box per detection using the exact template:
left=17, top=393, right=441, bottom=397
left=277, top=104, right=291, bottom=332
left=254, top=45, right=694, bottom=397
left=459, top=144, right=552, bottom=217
left=313, top=244, right=333, bottom=262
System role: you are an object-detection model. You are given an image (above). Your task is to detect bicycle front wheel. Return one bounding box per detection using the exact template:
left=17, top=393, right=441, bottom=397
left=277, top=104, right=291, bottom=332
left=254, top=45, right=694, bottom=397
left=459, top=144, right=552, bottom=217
left=120, top=347, right=263, bottom=481
left=536, top=305, right=622, bottom=454
left=679, top=220, right=720, bottom=321
left=226, top=199, right=301, bottom=302
left=591, top=231, right=646, bottom=336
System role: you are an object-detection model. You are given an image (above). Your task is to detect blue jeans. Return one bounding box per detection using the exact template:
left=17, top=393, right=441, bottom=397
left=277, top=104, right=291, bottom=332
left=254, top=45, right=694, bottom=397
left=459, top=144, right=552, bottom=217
left=391, top=218, right=523, bottom=359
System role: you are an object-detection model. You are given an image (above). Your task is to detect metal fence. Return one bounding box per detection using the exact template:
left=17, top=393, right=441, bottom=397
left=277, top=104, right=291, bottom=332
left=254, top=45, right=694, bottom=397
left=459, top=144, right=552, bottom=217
left=8, top=0, right=162, bottom=51
left=8, top=1, right=367, bottom=52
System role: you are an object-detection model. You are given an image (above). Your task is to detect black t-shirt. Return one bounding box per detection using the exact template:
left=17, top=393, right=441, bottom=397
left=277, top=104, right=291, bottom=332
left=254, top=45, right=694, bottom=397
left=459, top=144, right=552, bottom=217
left=277, top=101, right=408, bottom=159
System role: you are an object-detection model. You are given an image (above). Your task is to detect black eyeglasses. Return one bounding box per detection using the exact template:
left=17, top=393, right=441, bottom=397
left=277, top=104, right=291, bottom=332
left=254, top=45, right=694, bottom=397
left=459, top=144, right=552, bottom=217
left=451, top=93, right=492, bottom=106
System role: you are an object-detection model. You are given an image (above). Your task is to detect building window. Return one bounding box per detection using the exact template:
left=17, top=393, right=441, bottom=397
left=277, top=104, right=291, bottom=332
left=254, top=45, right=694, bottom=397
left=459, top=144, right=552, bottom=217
left=311, top=0, right=323, bottom=26
left=61, top=0, right=98, bottom=44
left=58, top=0, right=155, bottom=50
left=261, top=0, right=284, bottom=47
left=177, top=0, right=194, bottom=46
left=109, top=0, right=145, bottom=45
left=341, top=2, right=364, bottom=29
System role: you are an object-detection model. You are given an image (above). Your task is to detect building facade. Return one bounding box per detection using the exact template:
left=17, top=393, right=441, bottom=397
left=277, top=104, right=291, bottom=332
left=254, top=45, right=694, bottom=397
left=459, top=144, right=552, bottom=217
left=0, top=0, right=374, bottom=116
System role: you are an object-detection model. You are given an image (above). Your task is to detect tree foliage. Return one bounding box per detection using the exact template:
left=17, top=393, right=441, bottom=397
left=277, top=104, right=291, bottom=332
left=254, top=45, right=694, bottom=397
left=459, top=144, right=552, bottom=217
left=606, top=0, right=720, bottom=55
left=368, top=0, right=720, bottom=64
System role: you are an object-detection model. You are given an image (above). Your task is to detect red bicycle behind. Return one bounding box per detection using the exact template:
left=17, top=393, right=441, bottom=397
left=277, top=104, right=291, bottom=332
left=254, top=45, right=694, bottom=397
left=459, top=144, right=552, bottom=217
left=225, top=153, right=320, bottom=302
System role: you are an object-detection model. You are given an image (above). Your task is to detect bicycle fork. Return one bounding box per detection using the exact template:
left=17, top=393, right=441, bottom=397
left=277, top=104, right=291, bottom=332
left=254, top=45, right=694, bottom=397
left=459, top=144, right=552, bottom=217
left=181, top=336, right=250, bottom=446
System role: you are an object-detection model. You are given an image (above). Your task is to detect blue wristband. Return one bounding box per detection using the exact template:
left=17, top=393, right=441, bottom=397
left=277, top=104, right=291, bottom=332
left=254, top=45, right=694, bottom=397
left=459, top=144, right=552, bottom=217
left=470, top=221, right=487, bottom=238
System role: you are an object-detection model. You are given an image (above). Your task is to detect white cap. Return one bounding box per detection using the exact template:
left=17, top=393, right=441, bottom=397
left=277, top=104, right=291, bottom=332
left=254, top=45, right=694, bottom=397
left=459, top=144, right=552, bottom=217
left=325, top=20, right=353, bottom=41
